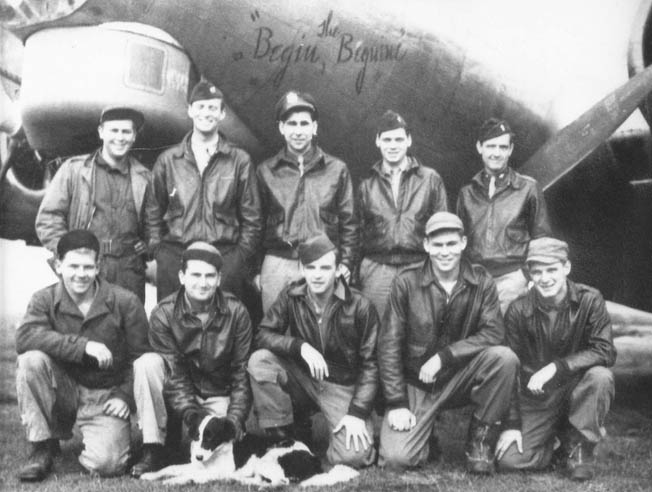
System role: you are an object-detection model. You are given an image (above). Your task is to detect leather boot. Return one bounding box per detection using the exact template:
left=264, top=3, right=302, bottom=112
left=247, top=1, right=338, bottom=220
left=17, top=439, right=56, bottom=482
left=130, top=443, right=165, bottom=478
left=264, top=424, right=295, bottom=443
left=565, top=429, right=596, bottom=481
left=465, top=417, right=499, bottom=474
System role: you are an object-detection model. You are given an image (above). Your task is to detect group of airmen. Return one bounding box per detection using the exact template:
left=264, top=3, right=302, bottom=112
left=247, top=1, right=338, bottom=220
left=14, top=79, right=616, bottom=484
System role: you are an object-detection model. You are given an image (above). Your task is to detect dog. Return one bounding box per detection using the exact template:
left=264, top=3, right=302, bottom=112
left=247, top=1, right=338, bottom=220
left=140, top=415, right=359, bottom=487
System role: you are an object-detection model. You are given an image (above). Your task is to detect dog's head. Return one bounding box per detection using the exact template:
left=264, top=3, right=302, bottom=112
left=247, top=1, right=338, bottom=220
left=190, top=415, right=236, bottom=463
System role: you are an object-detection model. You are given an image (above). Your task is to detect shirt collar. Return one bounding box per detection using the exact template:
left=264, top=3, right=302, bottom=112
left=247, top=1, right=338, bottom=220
left=95, top=150, right=129, bottom=175
left=419, top=258, right=480, bottom=288
left=54, top=278, right=111, bottom=319
left=288, top=277, right=349, bottom=303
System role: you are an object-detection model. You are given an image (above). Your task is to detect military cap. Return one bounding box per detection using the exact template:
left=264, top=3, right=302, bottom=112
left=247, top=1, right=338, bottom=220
left=188, top=80, right=224, bottom=105
left=275, top=91, right=318, bottom=121
left=99, top=106, right=144, bottom=130
left=298, top=234, right=336, bottom=265
left=425, top=212, right=464, bottom=236
left=182, top=241, right=223, bottom=270
left=57, top=229, right=100, bottom=260
left=526, top=237, right=569, bottom=264
left=477, top=117, right=514, bottom=143
left=376, top=110, right=409, bottom=136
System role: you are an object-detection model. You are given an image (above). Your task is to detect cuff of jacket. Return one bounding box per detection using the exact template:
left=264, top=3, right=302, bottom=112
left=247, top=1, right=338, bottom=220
left=225, top=414, right=245, bottom=441
left=347, top=404, right=369, bottom=420
left=108, top=387, right=134, bottom=410
left=290, top=338, right=304, bottom=359
left=553, top=359, right=571, bottom=378
left=437, top=347, right=454, bottom=368
left=502, top=417, right=522, bottom=431
left=385, top=398, right=409, bottom=411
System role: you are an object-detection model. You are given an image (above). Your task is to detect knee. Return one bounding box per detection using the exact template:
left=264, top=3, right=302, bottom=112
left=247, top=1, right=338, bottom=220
left=247, top=349, right=281, bottom=380
left=583, top=366, right=614, bottom=389
left=81, top=444, right=129, bottom=477
left=133, top=352, right=166, bottom=376
left=497, top=446, right=549, bottom=472
left=16, top=351, right=51, bottom=376
left=485, top=346, right=519, bottom=369
left=380, top=448, right=419, bottom=470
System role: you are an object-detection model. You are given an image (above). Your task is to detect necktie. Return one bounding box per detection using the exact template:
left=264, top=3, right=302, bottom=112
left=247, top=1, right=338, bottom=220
left=488, top=175, right=496, bottom=199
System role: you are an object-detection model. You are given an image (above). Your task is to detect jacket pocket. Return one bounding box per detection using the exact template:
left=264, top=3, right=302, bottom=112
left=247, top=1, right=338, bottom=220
left=213, top=207, right=239, bottom=243
left=505, top=224, right=529, bottom=244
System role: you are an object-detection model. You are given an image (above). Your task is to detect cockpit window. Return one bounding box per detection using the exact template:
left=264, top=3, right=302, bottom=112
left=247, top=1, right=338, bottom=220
left=0, top=0, right=87, bottom=28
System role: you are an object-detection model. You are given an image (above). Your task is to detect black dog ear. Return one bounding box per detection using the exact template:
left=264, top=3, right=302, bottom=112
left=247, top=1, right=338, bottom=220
left=201, top=417, right=237, bottom=452
left=278, top=450, right=323, bottom=482
left=183, top=409, right=208, bottom=441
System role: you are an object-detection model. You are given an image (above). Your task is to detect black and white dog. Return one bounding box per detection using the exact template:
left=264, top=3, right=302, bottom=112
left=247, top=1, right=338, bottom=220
left=140, top=415, right=359, bottom=486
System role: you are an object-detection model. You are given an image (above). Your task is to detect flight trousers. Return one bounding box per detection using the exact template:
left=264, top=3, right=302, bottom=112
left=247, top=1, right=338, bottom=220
left=379, top=345, right=519, bottom=468
left=497, top=366, right=614, bottom=471
left=247, top=348, right=376, bottom=468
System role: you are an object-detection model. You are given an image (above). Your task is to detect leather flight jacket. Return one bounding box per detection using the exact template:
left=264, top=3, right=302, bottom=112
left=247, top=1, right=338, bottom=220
left=456, top=167, right=551, bottom=277
left=358, top=156, right=448, bottom=265
left=257, top=145, right=358, bottom=270
left=378, top=259, right=505, bottom=410
left=254, top=278, right=379, bottom=419
left=151, top=133, right=261, bottom=259
left=148, top=287, right=253, bottom=430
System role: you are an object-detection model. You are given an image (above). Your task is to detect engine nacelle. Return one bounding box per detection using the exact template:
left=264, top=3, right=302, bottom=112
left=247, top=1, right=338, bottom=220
left=20, top=22, right=196, bottom=155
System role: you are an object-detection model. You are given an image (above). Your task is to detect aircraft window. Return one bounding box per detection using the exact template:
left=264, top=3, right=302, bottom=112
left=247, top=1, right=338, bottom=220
left=0, top=0, right=87, bottom=28
left=125, top=41, right=166, bottom=94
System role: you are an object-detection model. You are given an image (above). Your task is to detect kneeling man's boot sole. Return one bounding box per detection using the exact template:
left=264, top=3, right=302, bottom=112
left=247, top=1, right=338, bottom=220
left=18, top=439, right=56, bottom=482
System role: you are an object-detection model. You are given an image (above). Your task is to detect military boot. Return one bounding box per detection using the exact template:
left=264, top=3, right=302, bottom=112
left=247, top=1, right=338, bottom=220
left=17, top=439, right=57, bottom=482
left=565, top=429, right=596, bottom=481
left=130, top=443, right=165, bottom=478
left=465, top=416, right=500, bottom=474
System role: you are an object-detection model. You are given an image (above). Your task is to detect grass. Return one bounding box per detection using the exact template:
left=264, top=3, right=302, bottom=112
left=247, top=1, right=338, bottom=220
left=2, top=314, right=652, bottom=492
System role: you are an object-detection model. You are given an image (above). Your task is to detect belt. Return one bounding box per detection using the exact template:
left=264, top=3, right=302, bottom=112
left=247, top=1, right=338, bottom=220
left=99, top=239, right=136, bottom=257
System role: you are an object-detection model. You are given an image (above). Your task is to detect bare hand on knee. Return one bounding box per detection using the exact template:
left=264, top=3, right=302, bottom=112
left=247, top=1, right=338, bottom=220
left=387, top=408, right=416, bottom=432
left=333, top=415, right=372, bottom=452
left=103, top=397, right=130, bottom=420
left=495, top=429, right=522, bottom=460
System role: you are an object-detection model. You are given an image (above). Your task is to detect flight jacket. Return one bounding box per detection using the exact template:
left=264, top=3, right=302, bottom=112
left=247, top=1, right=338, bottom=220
left=16, top=279, right=151, bottom=409
left=151, top=132, right=261, bottom=259
left=35, top=150, right=161, bottom=256
left=256, top=145, right=358, bottom=270
left=254, top=278, right=379, bottom=419
left=358, top=156, right=448, bottom=265
left=456, top=167, right=551, bottom=277
left=378, top=259, right=505, bottom=410
left=503, top=281, right=617, bottom=430
left=148, top=287, right=252, bottom=432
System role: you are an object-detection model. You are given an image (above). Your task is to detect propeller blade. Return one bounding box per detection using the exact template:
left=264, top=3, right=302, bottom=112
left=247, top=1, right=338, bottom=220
left=520, top=63, right=652, bottom=190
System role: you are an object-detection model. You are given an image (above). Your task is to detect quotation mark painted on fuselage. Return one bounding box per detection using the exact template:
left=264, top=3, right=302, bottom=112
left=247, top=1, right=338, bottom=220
left=251, top=10, right=260, bottom=22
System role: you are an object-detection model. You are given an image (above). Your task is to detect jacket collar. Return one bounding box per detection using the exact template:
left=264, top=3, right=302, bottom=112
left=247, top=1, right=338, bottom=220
left=288, top=277, right=350, bottom=303
left=81, top=149, right=147, bottom=181
left=272, top=144, right=324, bottom=171
left=419, top=258, right=480, bottom=288
left=172, top=131, right=233, bottom=161
left=371, top=155, right=421, bottom=178
left=54, top=278, right=113, bottom=320
left=523, top=279, right=579, bottom=316
left=470, top=167, right=525, bottom=191
left=173, top=285, right=228, bottom=318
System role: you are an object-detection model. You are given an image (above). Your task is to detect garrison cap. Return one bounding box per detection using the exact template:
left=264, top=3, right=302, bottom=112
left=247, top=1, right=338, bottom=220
left=526, top=237, right=569, bottom=265
left=376, top=110, right=409, bottom=136
left=182, top=241, right=223, bottom=270
left=425, top=212, right=464, bottom=237
left=189, top=80, right=223, bottom=105
left=57, top=229, right=100, bottom=260
left=99, top=106, right=144, bottom=130
left=477, top=117, right=514, bottom=143
left=275, top=91, right=318, bottom=121
left=298, top=234, right=336, bottom=265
